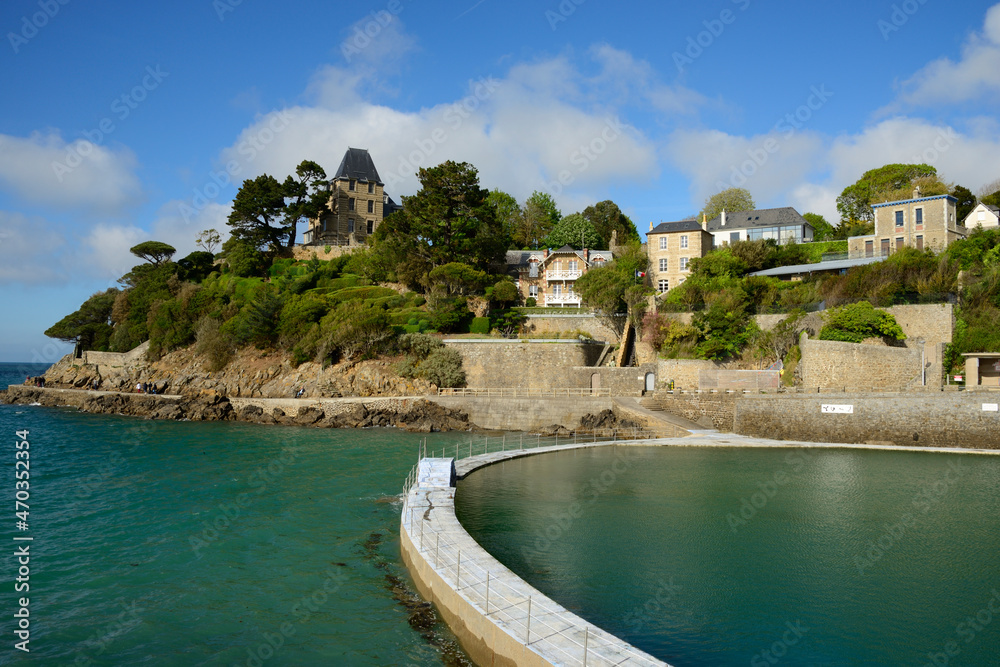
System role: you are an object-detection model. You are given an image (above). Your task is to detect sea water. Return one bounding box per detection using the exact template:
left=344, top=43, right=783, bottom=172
left=456, top=445, right=1000, bottom=666
left=0, top=363, right=471, bottom=666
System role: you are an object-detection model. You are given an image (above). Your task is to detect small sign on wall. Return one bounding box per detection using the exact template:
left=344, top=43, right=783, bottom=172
left=821, top=404, right=854, bottom=414
left=983, top=404, right=999, bottom=412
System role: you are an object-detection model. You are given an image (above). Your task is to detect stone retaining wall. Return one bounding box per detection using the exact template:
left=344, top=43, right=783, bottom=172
left=443, top=340, right=604, bottom=390
left=522, top=314, right=619, bottom=343
left=656, top=392, right=740, bottom=431
left=799, top=334, right=923, bottom=390
left=735, top=393, right=1000, bottom=449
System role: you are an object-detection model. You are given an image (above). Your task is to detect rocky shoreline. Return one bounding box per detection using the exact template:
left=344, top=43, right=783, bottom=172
left=1, top=386, right=474, bottom=433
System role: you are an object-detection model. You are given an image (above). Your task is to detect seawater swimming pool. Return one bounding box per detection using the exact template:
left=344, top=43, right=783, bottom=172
left=455, top=444, right=1000, bottom=666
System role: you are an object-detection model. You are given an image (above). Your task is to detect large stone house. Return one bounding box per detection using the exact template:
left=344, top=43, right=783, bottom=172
left=507, top=246, right=614, bottom=307
left=302, top=148, right=401, bottom=246
left=962, top=202, right=1000, bottom=230
left=848, top=189, right=966, bottom=258
left=703, top=207, right=814, bottom=247
left=646, top=220, right=714, bottom=294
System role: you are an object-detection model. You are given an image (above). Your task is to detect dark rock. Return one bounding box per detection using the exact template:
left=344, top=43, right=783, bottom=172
left=293, top=407, right=324, bottom=426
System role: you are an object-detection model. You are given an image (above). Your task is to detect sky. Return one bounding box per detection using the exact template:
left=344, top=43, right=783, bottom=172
left=2, top=0, right=1000, bottom=361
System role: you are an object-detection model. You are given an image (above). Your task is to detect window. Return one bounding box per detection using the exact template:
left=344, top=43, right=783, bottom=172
left=979, top=210, right=986, bottom=221
left=680, top=257, right=689, bottom=272
left=349, top=180, right=356, bottom=191
left=348, top=218, right=355, bottom=233
left=568, top=260, right=578, bottom=272
left=368, top=182, right=374, bottom=194
left=730, top=231, right=740, bottom=244
left=552, top=284, right=562, bottom=297
left=658, top=279, right=669, bottom=293
left=528, top=261, right=539, bottom=278
left=916, top=235, right=924, bottom=251
left=593, top=257, right=605, bottom=266
left=896, top=237, right=904, bottom=252
left=367, top=220, right=374, bottom=235
left=881, top=238, right=890, bottom=255
left=367, top=200, right=374, bottom=214
left=659, top=258, right=668, bottom=272
left=915, top=208, right=923, bottom=225
left=528, top=285, right=538, bottom=298
left=659, top=237, right=667, bottom=250
left=348, top=198, right=355, bottom=211
left=865, top=240, right=873, bottom=257
left=895, top=211, right=904, bottom=226
left=680, top=235, right=688, bottom=249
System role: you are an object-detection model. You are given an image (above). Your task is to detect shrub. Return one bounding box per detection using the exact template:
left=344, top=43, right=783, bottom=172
left=470, top=317, right=490, bottom=335
left=818, top=301, right=906, bottom=343
left=195, top=317, right=235, bottom=371
left=525, top=296, right=537, bottom=307
left=416, top=348, right=465, bottom=388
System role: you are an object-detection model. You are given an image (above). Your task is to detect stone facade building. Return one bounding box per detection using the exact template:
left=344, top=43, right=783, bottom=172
left=506, top=246, right=614, bottom=307
left=646, top=219, right=713, bottom=294
left=848, top=190, right=965, bottom=258
left=302, top=148, right=401, bottom=247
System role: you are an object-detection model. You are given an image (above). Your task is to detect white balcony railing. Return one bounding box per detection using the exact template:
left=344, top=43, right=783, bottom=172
left=545, top=269, right=583, bottom=281
left=543, top=294, right=582, bottom=306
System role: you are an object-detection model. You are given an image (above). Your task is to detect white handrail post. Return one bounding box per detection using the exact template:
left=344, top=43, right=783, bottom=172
left=520, top=433, right=523, bottom=449
left=485, top=571, right=490, bottom=615
left=456, top=549, right=461, bottom=588
left=502, top=434, right=505, bottom=451
left=419, top=513, right=424, bottom=550
left=526, top=596, right=532, bottom=644
left=583, top=626, right=589, bottom=666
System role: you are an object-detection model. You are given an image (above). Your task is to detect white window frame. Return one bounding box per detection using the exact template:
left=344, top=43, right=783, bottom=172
left=659, top=258, right=668, bottom=272
left=658, top=279, right=669, bottom=293
left=528, top=285, right=538, bottom=298
left=680, top=257, right=689, bottom=272
left=680, top=235, right=688, bottom=249
left=659, top=237, right=668, bottom=250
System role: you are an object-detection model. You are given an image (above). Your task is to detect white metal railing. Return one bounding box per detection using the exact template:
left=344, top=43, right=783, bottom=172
left=546, top=269, right=583, bottom=281
left=438, top=387, right=612, bottom=397
left=544, top=294, right=583, bottom=306
left=400, top=434, right=670, bottom=666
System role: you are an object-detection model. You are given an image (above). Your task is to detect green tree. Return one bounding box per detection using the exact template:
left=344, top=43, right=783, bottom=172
left=515, top=190, right=561, bottom=248
left=543, top=213, right=602, bottom=249
left=195, top=229, right=222, bottom=254
left=228, top=174, right=288, bottom=252
left=44, top=289, right=118, bottom=351
left=836, top=163, right=937, bottom=224
left=701, top=187, right=755, bottom=221
left=487, top=189, right=522, bottom=248
left=575, top=244, right=649, bottom=339
left=952, top=184, right=976, bottom=223
left=582, top=200, right=639, bottom=247
left=372, top=161, right=509, bottom=270
left=281, top=160, right=328, bottom=248
left=979, top=178, right=1000, bottom=208
left=130, top=241, right=176, bottom=266
left=427, top=262, right=490, bottom=296
left=802, top=212, right=835, bottom=242
left=176, top=251, right=215, bottom=282
left=818, top=301, right=906, bottom=343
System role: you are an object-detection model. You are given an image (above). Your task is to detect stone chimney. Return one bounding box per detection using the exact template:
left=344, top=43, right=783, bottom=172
left=543, top=248, right=549, bottom=259
left=913, top=185, right=921, bottom=199
left=702, top=213, right=708, bottom=230
left=721, top=209, right=727, bottom=226
left=584, top=248, right=589, bottom=262
left=649, top=221, right=653, bottom=232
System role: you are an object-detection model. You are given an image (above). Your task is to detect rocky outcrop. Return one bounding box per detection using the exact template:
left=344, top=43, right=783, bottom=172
left=237, top=399, right=470, bottom=432
left=42, top=345, right=437, bottom=399
left=578, top=408, right=642, bottom=431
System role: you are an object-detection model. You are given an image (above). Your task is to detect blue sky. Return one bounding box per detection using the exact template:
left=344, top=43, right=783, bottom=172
left=2, top=0, right=1000, bottom=361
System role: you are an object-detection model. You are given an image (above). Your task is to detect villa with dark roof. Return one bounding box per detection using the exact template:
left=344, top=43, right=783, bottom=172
left=647, top=219, right=714, bottom=294
left=302, top=148, right=401, bottom=246
left=506, top=246, right=614, bottom=307
left=704, top=207, right=814, bottom=247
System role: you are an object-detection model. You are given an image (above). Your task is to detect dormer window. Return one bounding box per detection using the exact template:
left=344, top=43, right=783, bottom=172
left=349, top=180, right=356, bottom=191
left=368, top=182, right=374, bottom=194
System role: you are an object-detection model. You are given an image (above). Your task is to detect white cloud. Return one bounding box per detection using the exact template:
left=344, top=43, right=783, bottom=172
left=216, top=49, right=675, bottom=215
left=0, top=211, right=68, bottom=285
left=0, top=131, right=143, bottom=215
left=897, top=3, right=1000, bottom=106
left=79, top=224, right=148, bottom=286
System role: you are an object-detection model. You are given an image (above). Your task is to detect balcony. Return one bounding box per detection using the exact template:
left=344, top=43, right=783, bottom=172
left=544, top=294, right=582, bottom=307
left=545, top=269, right=583, bottom=281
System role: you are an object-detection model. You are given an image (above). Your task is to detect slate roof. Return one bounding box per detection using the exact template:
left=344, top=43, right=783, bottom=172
left=705, top=207, right=810, bottom=232
left=333, top=148, right=383, bottom=184
left=504, top=248, right=614, bottom=268
left=649, top=220, right=705, bottom=235
left=749, top=255, right=884, bottom=278
left=871, top=194, right=957, bottom=208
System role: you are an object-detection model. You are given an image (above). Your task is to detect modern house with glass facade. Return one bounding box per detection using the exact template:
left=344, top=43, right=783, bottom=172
left=704, top=207, right=814, bottom=247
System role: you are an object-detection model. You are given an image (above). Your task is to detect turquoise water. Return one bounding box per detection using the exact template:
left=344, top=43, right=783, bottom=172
left=456, top=445, right=1000, bottom=666
left=1, top=363, right=472, bottom=665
